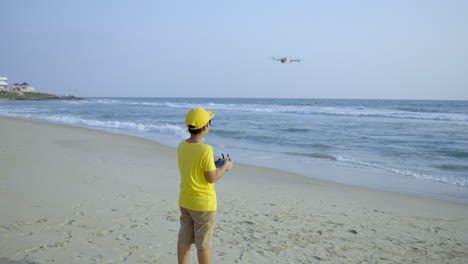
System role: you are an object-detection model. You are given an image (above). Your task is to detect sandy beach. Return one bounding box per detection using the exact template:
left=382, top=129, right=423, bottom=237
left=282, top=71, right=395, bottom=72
left=1, top=117, right=467, bottom=264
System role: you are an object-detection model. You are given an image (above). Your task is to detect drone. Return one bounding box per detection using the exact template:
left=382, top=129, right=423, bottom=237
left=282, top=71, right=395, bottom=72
left=272, top=57, right=302, bottom=63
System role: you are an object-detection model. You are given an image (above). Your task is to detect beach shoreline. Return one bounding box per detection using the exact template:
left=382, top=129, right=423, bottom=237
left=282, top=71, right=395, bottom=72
left=2, top=98, right=467, bottom=203
left=1, top=117, right=467, bottom=263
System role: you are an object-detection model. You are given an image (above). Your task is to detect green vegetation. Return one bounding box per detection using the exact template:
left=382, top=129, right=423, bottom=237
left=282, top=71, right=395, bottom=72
left=0, top=92, right=55, bottom=99
left=0, top=92, right=83, bottom=100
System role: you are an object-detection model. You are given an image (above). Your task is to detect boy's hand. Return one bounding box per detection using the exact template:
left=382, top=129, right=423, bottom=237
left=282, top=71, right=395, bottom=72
left=224, top=159, right=234, bottom=171
left=206, top=156, right=234, bottom=183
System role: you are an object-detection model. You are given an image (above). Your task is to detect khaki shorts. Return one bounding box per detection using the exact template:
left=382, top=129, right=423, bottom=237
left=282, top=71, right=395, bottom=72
left=178, top=207, right=216, bottom=250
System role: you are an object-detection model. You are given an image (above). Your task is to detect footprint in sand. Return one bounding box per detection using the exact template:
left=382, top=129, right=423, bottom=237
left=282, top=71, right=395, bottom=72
left=61, top=220, right=76, bottom=226
left=75, top=211, right=85, bottom=216
left=129, top=222, right=149, bottom=229
left=238, top=220, right=255, bottom=225
left=117, top=234, right=131, bottom=241
left=165, top=211, right=179, bottom=222
left=95, top=229, right=114, bottom=237
left=46, top=241, right=67, bottom=248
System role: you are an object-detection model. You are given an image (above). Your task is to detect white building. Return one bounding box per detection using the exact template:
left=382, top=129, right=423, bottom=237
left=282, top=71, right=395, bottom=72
left=13, top=82, right=35, bottom=93
left=0, top=78, right=35, bottom=93
left=0, top=77, right=8, bottom=91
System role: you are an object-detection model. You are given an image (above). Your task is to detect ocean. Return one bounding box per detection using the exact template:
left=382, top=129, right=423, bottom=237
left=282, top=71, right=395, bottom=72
left=1, top=98, right=467, bottom=202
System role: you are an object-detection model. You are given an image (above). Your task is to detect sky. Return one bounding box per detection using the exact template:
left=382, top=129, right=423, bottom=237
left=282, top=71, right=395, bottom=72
left=1, top=0, right=467, bottom=100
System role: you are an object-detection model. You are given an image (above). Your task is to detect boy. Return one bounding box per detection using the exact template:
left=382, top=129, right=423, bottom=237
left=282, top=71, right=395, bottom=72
left=177, top=108, right=234, bottom=264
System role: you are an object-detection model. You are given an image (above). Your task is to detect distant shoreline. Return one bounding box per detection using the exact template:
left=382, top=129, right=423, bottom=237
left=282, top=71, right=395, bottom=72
left=0, top=92, right=83, bottom=101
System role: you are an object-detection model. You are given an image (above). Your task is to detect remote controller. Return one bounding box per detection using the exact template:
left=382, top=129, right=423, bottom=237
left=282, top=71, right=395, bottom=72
left=215, top=153, right=230, bottom=167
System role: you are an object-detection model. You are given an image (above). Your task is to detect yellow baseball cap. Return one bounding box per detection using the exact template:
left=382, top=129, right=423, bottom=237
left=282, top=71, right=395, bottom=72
left=185, top=108, right=215, bottom=130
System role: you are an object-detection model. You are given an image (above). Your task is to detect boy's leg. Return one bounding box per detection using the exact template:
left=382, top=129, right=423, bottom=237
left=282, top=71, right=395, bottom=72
left=177, top=243, right=191, bottom=264
left=178, top=207, right=195, bottom=264
left=197, top=248, right=212, bottom=264
left=179, top=208, right=215, bottom=264
left=193, top=210, right=216, bottom=264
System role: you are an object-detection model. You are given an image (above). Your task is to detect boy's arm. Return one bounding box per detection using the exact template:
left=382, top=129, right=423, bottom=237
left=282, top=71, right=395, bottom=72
left=205, top=160, right=233, bottom=183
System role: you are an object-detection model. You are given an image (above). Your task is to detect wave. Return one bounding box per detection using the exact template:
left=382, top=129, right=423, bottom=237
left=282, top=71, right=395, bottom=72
left=280, top=151, right=466, bottom=188
left=284, top=151, right=337, bottom=160
left=336, top=156, right=468, bottom=187
left=94, top=99, right=468, bottom=122
left=92, top=99, right=122, bottom=104
left=396, top=107, right=438, bottom=113
left=304, top=143, right=333, bottom=149
left=444, top=151, right=468, bottom=158
left=435, top=164, right=468, bottom=171
left=5, top=112, right=189, bottom=140
left=283, top=128, right=311, bottom=133
left=212, top=129, right=245, bottom=136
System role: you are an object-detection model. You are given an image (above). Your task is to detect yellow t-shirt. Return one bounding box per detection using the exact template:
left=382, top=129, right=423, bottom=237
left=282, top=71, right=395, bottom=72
left=178, top=140, right=217, bottom=211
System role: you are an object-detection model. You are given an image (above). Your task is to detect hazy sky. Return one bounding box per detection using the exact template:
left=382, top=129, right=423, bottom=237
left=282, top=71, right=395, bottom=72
left=1, top=0, right=467, bottom=99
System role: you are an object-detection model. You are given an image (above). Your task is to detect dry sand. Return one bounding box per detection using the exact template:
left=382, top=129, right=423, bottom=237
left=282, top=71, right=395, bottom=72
left=1, top=117, right=467, bottom=264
